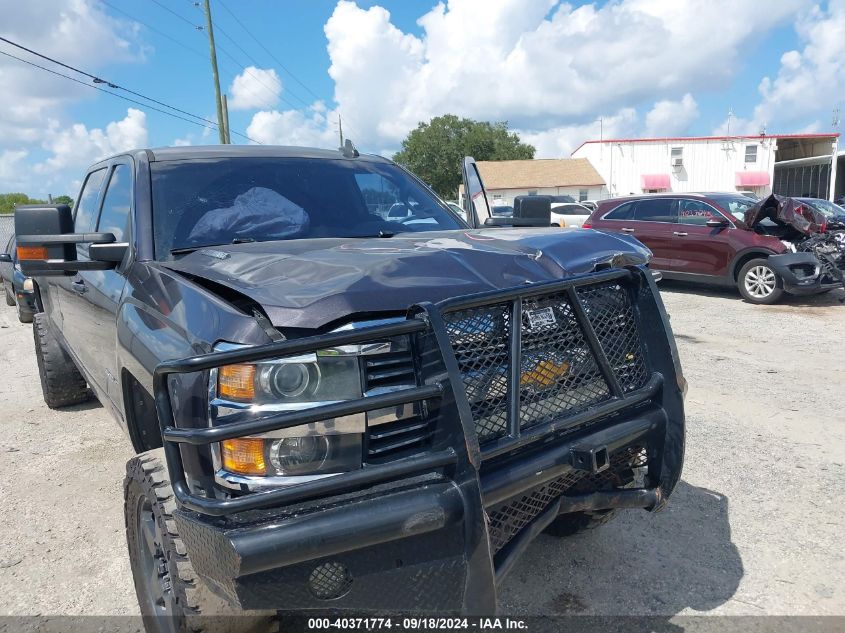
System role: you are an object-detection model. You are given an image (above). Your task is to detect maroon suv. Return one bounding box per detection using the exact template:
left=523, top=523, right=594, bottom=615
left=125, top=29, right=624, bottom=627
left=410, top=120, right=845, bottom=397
left=584, top=193, right=840, bottom=304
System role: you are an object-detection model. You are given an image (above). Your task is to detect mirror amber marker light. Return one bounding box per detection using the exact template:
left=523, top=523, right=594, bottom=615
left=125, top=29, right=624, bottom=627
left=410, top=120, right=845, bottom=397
left=17, top=245, right=48, bottom=260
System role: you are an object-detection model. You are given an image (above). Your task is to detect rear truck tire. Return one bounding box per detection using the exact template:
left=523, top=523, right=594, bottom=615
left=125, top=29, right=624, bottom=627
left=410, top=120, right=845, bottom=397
left=737, top=258, right=784, bottom=305
left=17, top=298, right=33, bottom=323
left=4, top=282, right=14, bottom=306
left=125, top=450, right=276, bottom=633
left=33, top=312, right=91, bottom=408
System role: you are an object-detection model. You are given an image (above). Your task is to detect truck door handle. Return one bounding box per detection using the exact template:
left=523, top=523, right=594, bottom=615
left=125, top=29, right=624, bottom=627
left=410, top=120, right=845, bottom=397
left=673, top=231, right=688, bottom=236
left=71, top=279, right=87, bottom=294
left=621, top=228, right=635, bottom=233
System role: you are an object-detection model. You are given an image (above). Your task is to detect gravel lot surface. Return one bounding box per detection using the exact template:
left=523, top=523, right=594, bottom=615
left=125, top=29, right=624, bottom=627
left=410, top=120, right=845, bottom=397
left=0, top=281, right=843, bottom=619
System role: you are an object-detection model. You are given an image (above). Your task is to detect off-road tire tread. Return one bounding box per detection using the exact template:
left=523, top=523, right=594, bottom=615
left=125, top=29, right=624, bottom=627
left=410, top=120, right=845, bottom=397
left=17, top=299, right=33, bottom=323
left=124, top=450, right=274, bottom=633
left=33, top=312, right=90, bottom=408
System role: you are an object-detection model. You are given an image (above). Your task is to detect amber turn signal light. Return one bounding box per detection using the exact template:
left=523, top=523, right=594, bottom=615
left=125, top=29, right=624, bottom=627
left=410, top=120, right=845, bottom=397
left=17, top=245, right=48, bottom=260
left=221, top=438, right=266, bottom=476
left=218, top=364, right=256, bottom=401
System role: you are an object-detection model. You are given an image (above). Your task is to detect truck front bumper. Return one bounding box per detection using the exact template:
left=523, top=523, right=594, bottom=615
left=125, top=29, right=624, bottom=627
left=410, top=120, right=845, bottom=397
left=174, top=405, right=673, bottom=612
left=156, top=266, right=686, bottom=613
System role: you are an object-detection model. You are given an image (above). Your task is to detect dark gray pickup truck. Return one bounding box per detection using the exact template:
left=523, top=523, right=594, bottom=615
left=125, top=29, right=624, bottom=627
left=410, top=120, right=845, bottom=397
left=15, top=145, right=685, bottom=631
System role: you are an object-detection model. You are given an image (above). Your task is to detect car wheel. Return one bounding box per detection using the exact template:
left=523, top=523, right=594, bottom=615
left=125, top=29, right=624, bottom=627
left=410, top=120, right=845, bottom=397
left=738, top=258, right=784, bottom=305
left=4, top=282, right=14, bottom=306
left=125, top=450, right=275, bottom=633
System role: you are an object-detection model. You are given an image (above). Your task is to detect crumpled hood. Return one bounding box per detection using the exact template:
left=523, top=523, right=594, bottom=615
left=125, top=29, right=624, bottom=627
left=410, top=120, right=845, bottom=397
left=744, top=194, right=827, bottom=235
left=160, top=228, right=650, bottom=329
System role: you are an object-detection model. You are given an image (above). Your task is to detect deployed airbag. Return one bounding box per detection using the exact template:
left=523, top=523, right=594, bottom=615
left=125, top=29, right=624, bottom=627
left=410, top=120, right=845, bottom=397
left=188, top=187, right=309, bottom=243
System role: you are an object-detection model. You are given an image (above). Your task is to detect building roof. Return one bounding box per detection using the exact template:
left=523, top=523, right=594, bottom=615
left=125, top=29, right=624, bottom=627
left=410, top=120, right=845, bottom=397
left=571, top=133, right=839, bottom=156
left=476, top=158, right=605, bottom=189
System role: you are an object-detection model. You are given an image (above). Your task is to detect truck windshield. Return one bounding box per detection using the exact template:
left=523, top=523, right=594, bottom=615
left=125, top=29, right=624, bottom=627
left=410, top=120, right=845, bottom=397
left=151, top=157, right=464, bottom=259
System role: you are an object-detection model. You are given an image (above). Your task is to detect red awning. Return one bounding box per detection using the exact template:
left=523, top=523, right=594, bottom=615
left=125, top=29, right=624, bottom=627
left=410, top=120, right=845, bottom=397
left=640, top=174, right=671, bottom=190
left=736, top=171, right=770, bottom=187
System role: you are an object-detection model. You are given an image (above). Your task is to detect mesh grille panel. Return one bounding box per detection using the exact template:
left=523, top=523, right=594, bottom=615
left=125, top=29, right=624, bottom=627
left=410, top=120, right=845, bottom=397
left=486, top=445, right=646, bottom=553
left=520, top=294, right=611, bottom=430
left=443, top=280, right=649, bottom=446
left=308, top=562, right=353, bottom=600
left=576, top=283, right=649, bottom=393
left=444, top=304, right=511, bottom=443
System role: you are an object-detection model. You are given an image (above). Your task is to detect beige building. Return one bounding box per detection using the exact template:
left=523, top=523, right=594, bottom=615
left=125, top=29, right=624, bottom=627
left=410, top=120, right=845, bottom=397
left=466, top=158, right=606, bottom=206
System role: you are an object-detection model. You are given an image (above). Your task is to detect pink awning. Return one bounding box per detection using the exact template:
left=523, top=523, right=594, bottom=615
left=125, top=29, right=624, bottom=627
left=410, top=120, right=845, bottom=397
left=640, top=174, right=671, bottom=190
left=736, top=171, right=770, bottom=187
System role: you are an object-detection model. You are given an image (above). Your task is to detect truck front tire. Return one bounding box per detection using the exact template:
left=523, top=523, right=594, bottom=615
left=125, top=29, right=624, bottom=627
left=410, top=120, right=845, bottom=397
left=125, top=450, right=275, bottom=633
left=33, top=313, right=90, bottom=408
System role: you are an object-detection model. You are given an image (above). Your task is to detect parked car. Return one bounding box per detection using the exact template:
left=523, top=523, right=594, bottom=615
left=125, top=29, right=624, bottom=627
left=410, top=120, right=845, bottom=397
left=550, top=202, right=592, bottom=228
left=796, top=197, right=845, bottom=231
left=491, top=204, right=514, bottom=217
left=736, top=190, right=761, bottom=200
left=584, top=192, right=845, bottom=304
left=14, top=145, right=685, bottom=627
left=0, top=234, right=38, bottom=322
left=580, top=200, right=599, bottom=212
left=549, top=194, right=576, bottom=203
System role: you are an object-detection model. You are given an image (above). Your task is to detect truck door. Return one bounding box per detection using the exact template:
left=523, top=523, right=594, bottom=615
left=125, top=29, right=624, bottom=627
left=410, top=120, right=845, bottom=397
left=461, top=157, right=492, bottom=227
left=57, top=161, right=132, bottom=402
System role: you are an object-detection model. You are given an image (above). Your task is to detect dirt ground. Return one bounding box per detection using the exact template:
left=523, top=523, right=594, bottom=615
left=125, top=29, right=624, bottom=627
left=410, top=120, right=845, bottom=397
left=0, top=281, right=843, bottom=618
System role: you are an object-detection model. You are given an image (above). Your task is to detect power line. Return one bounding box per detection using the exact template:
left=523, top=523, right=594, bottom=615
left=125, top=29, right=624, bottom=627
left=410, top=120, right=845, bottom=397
left=0, top=35, right=217, bottom=128
left=215, top=0, right=322, bottom=104
left=211, top=0, right=363, bottom=143
left=0, top=47, right=260, bottom=143
left=100, top=0, right=206, bottom=60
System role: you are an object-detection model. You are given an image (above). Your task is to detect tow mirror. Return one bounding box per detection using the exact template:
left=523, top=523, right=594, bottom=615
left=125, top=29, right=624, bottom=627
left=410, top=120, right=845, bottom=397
left=705, top=217, right=729, bottom=228
left=14, top=204, right=125, bottom=276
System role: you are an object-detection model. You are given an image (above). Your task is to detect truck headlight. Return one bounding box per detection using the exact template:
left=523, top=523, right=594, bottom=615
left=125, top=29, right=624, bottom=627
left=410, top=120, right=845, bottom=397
left=210, top=338, right=408, bottom=484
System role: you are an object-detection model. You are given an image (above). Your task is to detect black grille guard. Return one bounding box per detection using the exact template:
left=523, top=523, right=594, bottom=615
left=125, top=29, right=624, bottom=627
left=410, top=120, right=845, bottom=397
left=153, top=266, right=682, bottom=519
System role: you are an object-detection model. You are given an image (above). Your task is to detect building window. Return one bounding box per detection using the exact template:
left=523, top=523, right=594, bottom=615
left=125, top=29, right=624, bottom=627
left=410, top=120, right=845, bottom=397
left=578, top=189, right=588, bottom=201
left=745, top=145, right=758, bottom=163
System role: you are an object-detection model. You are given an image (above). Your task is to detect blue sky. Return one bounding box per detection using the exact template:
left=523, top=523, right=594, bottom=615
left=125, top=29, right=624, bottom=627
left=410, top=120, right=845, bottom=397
left=1, top=0, right=843, bottom=197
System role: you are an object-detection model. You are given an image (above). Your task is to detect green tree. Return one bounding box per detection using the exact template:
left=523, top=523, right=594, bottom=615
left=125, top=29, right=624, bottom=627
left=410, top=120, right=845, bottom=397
left=53, top=195, right=74, bottom=207
left=0, top=193, right=46, bottom=214
left=393, top=115, right=535, bottom=199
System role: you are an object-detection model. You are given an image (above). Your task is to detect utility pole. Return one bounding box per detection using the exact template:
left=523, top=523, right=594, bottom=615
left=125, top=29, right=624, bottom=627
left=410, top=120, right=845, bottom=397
left=221, top=94, right=231, bottom=144
left=202, top=0, right=227, bottom=144
left=338, top=115, right=344, bottom=147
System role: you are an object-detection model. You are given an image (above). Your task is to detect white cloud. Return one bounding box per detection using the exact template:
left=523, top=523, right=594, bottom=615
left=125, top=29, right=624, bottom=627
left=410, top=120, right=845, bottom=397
left=517, top=108, right=639, bottom=158
left=0, top=150, right=29, bottom=189
left=752, top=1, right=845, bottom=129
left=247, top=103, right=338, bottom=147
left=36, top=108, right=148, bottom=174
left=644, top=94, right=699, bottom=137
left=320, top=0, right=807, bottom=150
left=228, top=66, right=282, bottom=111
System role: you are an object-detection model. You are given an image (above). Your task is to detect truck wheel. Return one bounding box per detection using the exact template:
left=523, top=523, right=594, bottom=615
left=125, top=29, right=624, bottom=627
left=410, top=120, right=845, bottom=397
left=737, top=258, right=784, bottom=305
left=125, top=450, right=275, bottom=633
left=4, top=282, right=14, bottom=306
left=543, top=508, right=618, bottom=537
left=33, top=313, right=90, bottom=408
left=17, top=298, right=33, bottom=324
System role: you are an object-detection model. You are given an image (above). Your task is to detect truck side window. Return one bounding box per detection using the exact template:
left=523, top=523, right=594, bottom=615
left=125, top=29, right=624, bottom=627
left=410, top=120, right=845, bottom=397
left=74, top=168, right=108, bottom=234
left=98, top=164, right=132, bottom=242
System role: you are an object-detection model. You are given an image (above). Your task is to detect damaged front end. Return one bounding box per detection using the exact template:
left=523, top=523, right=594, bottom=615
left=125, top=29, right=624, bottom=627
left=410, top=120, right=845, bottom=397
left=153, top=266, right=685, bottom=613
left=747, top=195, right=845, bottom=295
